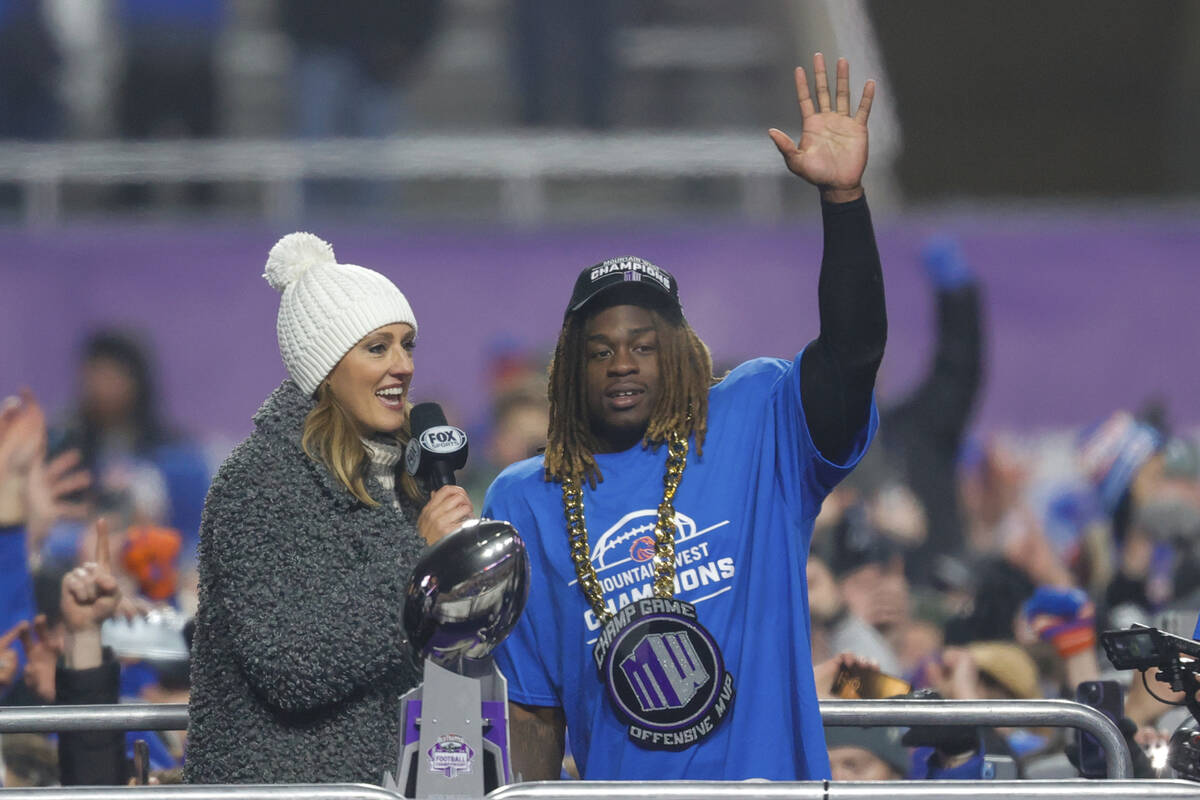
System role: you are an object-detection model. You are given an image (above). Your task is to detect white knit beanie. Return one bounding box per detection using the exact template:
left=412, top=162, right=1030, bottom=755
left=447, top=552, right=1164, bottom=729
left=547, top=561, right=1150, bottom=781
left=264, top=232, right=417, bottom=396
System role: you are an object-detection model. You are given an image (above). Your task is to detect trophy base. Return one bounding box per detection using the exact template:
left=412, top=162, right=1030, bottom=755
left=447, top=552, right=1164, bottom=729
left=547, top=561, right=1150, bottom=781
left=390, top=658, right=513, bottom=799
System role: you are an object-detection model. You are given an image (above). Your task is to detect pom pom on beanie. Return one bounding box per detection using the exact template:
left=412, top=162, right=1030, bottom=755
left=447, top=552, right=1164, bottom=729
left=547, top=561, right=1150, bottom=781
left=263, top=232, right=337, bottom=291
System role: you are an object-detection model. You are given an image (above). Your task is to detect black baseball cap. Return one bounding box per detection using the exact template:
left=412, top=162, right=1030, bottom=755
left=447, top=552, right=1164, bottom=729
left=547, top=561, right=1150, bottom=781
left=565, top=256, right=681, bottom=319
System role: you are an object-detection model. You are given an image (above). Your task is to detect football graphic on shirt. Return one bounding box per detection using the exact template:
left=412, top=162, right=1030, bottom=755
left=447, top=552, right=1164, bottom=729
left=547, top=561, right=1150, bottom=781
left=590, top=509, right=698, bottom=572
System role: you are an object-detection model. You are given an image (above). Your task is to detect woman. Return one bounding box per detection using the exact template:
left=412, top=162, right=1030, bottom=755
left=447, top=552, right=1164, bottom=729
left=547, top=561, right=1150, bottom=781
left=185, top=233, right=473, bottom=784
left=49, top=328, right=211, bottom=564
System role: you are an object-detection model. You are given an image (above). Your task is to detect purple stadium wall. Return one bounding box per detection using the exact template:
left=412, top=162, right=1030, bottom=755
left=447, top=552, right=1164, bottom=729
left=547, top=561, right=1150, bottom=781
left=2, top=212, right=1197, bottom=447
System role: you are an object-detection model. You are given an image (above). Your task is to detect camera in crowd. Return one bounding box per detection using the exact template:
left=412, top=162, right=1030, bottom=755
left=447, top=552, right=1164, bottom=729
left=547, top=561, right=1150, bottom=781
left=1100, top=623, right=1200, bottom=781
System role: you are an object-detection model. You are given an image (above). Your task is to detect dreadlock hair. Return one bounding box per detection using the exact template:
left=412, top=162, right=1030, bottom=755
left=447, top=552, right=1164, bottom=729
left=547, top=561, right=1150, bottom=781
left=544, top=301, right=715, bottom=488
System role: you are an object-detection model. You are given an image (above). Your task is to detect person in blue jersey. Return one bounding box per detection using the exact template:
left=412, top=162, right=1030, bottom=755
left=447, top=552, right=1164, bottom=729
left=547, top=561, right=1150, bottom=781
left=483, top=53, right=885, bottom=782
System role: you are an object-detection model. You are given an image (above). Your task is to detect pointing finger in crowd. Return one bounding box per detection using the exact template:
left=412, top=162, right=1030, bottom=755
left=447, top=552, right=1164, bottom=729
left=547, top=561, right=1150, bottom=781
left=94, top=516, right=112, bottom=571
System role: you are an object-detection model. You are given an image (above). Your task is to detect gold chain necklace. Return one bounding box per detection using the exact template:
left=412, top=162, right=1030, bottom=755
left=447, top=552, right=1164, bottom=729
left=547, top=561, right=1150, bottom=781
left=562, top=428, right=689, bottom=623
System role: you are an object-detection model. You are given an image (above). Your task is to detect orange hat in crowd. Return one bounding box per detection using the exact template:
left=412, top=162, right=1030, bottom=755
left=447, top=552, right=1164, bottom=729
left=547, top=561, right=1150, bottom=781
left=122, top=525, right=182, bottom=601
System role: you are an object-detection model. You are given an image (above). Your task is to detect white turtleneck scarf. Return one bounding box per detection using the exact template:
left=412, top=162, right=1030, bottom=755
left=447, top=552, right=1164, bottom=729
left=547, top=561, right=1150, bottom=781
left=362, top=437, right=406, bottom=512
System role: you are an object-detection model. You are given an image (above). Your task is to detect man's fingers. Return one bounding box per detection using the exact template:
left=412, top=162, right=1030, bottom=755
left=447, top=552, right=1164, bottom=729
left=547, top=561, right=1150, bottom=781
left=68, top=579, right=94, bottom=606
left=792, top=67, right=815, bottom=119
left=767, top=128, right=796, bottom=157
left=96, top=573, right=120, bottom=596
left=117, top=597, right=147, bottom=621
left=55, top=500, right=92, bottom=521
left=0, top=620, right=28, bottom=650
left=0, top=397, right=21, bottom=434
left=71, top=566, right=98, bottom=603
left=45, top=449, right=82, bottom=481
left=835, top=57, right=850, bottom=114
left=18, top=624, right=34, bottom=652
left=64, top=572, right=87, bottom=604
left=812, top=53, right=831, bottom=112
left=32, top=614, right=50, bottom=643
left=52, top=469, right=92, bottom=499
left=94, top=517, right=112, bottom=570
left=854, top=79, right=876, bottom=125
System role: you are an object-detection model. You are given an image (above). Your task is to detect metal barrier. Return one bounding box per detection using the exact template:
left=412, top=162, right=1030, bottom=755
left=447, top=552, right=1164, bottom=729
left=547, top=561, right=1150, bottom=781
left=2, top=782, right=1200, bottom=800
left=490, top=780, right=1200, bottom=799
left=820, top=698, right=1132, bottom=779
left=1, top=700, right=1131, bottom=779
left=0, top=704, right=186, bottom=734
left=490, top=782, right=824, bottom=799
left=0, top=787, right=401, bottom=800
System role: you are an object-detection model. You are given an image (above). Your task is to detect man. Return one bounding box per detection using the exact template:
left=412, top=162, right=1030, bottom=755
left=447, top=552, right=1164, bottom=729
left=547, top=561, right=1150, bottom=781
left=826, top=727, right=909, bottom=781
left=483, top=54, right=884, bottom=781
left=807, top=554, right=902, bottom=677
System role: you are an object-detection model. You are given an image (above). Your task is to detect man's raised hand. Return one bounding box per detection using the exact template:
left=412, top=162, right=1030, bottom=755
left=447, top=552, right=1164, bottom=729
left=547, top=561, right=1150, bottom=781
left=25, top=448, right=91, bottom=551
left=768, top=53, right=874, bottom=203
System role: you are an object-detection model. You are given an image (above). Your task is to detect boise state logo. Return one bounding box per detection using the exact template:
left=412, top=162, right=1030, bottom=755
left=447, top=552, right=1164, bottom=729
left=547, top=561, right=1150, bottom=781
left=629, top=535, right=656, bottom=563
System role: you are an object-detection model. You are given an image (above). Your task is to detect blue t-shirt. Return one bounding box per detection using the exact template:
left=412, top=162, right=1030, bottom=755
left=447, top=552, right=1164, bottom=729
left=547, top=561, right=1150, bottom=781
left=0, top=525, right=34, bottom=699
left=484, top=352, right=877, bottom=781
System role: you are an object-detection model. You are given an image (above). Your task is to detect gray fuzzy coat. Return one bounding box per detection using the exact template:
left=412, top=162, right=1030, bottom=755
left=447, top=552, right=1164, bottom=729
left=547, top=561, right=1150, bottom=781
left=185, top=381, right=427, bottom=784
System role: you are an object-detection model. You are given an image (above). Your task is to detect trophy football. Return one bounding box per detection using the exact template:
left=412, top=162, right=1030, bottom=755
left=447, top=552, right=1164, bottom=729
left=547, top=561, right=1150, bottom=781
left=386, top=518, right=530, bottom=798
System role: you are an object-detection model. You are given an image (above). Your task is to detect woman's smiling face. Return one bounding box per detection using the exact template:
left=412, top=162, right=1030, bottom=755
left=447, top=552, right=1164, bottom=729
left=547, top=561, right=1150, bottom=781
left=326, top=323, right=416, bottom=436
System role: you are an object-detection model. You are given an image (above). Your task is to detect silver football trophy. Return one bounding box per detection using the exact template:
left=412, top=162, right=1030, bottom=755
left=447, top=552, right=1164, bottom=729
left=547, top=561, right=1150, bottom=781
left=385, top=518, right=530, bottom=798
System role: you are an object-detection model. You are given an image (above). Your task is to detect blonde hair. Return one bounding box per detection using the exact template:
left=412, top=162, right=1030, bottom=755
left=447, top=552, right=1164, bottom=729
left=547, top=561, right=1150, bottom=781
left=301, top=383, right=422, bottom=505
left=543, top=307, right=715, bottom=487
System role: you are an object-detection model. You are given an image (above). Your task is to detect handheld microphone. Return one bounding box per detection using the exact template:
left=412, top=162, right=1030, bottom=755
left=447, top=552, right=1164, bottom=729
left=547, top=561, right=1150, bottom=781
left=405, top=402, right=468, bottom=490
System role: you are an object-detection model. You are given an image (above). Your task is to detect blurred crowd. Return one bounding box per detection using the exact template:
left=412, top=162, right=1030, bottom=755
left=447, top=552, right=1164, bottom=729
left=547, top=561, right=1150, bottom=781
left=0, top=0, right=439, bottom=143
left=805, top=240, right=1200, bottom=781
left=2, top=235, right=1199, bottom=786
left=0, top=0, right=623, bottom=145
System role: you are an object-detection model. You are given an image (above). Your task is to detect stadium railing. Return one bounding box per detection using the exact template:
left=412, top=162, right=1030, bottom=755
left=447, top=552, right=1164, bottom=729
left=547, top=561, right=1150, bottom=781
left=821, top=698, right=1133, bottom=778
left=0, top=698, right=1132, bottom=779
left=0, top=134, right=786, bottom=227
left=492, top=780, right=1200, bottom=798
left=2, top=781, right=1200, bottom=799
left=0, top=787, right=400, bottom=799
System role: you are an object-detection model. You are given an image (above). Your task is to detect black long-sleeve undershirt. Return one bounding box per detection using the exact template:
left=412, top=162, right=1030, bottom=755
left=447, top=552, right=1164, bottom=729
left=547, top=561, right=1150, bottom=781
left=799, top=195, right=887, bottom=463
left=56, top=650, right=130, bottom=786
